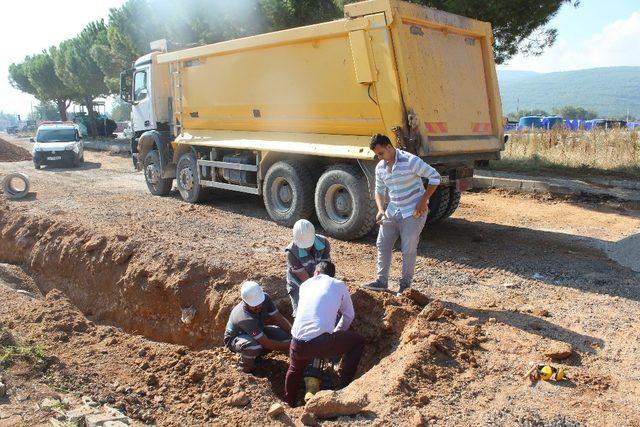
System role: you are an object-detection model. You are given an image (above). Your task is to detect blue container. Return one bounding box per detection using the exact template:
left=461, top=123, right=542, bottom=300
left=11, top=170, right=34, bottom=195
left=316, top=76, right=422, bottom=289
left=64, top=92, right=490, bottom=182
left=517, top=116, right=543, bottom=131
left=542, top=116, right=563, bottom=130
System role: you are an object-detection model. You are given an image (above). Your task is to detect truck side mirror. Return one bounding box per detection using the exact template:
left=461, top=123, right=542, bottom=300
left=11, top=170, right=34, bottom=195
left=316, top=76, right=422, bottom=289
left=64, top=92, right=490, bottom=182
left=120, top=69, right=134, bottom=103
left=29, top=137, right=35, bottom=142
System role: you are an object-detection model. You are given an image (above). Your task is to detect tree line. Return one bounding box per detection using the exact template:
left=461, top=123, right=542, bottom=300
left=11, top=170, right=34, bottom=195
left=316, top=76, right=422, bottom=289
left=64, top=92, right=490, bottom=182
left=9, top=0, right=577, bottom=136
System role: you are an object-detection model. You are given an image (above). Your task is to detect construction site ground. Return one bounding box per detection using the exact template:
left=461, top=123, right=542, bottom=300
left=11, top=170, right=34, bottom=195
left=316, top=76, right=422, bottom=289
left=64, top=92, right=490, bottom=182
left=0, top=135, right=639, bottom=426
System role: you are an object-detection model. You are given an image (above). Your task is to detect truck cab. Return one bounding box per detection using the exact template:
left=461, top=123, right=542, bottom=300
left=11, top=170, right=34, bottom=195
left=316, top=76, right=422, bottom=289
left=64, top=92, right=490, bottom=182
left=120, top=49, right=172, bottom=168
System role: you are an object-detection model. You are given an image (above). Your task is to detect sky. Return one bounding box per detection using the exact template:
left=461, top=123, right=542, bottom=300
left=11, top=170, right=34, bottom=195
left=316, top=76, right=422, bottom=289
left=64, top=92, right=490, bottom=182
left=499, top=0, right=640, bottom=72
left=1, top=0, right=639, bottom=117
left=0, top=0, right=126, bottom=118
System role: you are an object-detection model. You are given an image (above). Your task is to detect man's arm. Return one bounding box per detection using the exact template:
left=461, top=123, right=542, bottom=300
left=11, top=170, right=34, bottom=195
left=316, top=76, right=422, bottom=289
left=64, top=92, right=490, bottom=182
left=411, top=156, right=441, bottom=216
left=334, top=284, right=355, bottom=332
left=374, top=168, right=387, bottom=222
left=267, top=311, right=292, bottom=334
left=239, top=310, right=290, bottom=352
left=287, top=250, right=310, bottom=283
left=255, top=334, right=291, bottom=351
left=320, top=238, right=331, bottom=262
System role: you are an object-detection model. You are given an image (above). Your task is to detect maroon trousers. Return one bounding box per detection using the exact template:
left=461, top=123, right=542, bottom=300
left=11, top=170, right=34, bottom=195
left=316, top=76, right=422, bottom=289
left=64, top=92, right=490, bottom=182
left=285, top=331, right=365, bottom=406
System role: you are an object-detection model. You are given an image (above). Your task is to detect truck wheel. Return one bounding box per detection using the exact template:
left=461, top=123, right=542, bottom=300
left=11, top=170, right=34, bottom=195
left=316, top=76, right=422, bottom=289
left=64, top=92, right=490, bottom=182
left=144, top=150, right=172, bottom=196
left=442, top=189, right=461, bottom=219
left=315, top=164, right=376, bottom=240
left=263, top=160, right=314, bottom=226
left=34, top=162, right=41, bottom=170
left=176, top=152, right=203, bottom=203
left=426, top=186, right=451, bottom=223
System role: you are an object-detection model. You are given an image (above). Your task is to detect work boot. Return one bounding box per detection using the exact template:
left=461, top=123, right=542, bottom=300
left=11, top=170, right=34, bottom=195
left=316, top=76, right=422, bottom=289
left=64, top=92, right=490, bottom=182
left=396, top=282, right=410, bottom=296
left=238, top=355, right=257, bottom=373
left=363, top=280, right=388, bottom=292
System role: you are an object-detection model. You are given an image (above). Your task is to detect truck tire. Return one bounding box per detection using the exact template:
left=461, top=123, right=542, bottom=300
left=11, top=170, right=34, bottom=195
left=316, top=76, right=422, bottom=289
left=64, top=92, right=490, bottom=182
left=315, top=164, right=376, bottom=240
left=144, top=150, right=172, bottom=196
left=427, top=186, right=451, bottom=223
left=442, top=189, right=461, bottom=219
left=263, top=160, right=314, bottom=226
left=176, top=152, right=203, bottom=203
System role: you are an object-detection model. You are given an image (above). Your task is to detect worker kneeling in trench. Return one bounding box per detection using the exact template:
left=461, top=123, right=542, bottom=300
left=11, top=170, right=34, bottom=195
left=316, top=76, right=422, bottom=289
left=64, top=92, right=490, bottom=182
left=223, top=281, right=292, bottom=373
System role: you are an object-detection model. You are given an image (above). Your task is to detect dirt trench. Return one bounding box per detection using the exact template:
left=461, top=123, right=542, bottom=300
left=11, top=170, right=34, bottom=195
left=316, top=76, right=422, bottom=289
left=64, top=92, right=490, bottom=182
left=0, top=205, right=484, bottom=422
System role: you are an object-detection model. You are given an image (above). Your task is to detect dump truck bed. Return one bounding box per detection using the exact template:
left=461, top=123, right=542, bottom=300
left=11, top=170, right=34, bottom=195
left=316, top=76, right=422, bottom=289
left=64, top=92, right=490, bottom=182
left=382, top=1, right=503, bottom=156
left=156, top=0, right=503, bottom=161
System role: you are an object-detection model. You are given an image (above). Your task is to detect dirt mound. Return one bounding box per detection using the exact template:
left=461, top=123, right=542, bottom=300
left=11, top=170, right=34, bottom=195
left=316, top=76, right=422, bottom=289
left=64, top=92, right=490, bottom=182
left=308, top=299, right=482, bottom=420
left=0, top=137, right=31, bottom=162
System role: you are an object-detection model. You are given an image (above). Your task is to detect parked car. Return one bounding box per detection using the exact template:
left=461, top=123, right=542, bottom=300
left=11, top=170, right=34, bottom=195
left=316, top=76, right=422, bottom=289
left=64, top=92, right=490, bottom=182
left=30, top=122, right=84, bottom=169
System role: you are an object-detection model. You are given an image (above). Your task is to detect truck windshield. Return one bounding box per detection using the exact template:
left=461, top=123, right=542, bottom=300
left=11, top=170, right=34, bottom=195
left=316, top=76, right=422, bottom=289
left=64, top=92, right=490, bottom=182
left=36, top=128, right=76, bottom=142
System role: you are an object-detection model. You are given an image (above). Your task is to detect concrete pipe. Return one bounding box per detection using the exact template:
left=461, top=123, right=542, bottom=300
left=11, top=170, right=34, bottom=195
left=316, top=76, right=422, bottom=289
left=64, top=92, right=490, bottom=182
left=2, top=172, right=30, bottom=199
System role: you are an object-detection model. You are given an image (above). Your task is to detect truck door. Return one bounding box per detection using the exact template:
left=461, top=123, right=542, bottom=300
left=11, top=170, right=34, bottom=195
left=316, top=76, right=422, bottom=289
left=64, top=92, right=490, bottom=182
left=132, top=67, right=155, bottom=132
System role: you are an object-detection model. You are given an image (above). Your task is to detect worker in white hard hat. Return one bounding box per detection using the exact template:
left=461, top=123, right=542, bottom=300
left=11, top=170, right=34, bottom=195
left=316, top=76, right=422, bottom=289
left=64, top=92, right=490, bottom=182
left=285, top=219, right=331, bottom=317
left=223, top=281, right=292, bottom=373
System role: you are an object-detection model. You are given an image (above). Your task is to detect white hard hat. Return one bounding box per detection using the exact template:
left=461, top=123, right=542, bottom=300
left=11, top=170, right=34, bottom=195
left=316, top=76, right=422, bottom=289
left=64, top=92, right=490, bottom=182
left=293, top=219, right=315, bottom=249
left=241, top=281, right=265, bottom=307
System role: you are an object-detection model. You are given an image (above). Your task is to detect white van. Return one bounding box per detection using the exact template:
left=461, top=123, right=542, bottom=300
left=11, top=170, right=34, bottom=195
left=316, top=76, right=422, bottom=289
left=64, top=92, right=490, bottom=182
left=31, top=122, right=84, bottom=169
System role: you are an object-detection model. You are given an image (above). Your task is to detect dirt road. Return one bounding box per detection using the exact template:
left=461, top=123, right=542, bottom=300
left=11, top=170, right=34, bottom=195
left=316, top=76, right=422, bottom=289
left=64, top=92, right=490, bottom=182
left=1, top=136, right=639, bottom=426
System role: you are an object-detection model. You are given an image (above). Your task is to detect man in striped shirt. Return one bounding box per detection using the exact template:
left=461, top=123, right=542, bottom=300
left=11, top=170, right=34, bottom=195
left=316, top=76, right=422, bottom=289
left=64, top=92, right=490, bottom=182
left=364, top=134, right=441, bottom=295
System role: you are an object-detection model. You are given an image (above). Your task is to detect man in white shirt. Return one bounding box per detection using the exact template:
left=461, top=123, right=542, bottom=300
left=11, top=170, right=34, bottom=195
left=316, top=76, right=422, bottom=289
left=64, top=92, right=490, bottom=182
left=284, top=261, right=364, bottom=406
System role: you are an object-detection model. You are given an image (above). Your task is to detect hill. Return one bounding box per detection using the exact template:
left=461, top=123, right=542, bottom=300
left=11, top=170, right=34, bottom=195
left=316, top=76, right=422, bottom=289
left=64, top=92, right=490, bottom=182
left=497, top=67, right=640, bottom=118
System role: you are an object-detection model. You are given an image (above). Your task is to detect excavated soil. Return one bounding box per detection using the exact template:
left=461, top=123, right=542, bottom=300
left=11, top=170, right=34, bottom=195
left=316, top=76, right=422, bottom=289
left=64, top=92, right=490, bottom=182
left=0, top=229, right=479, bottom=426
left=1, top=136, right=640, bottom=425
left=0, top=138, right=31, bottom=162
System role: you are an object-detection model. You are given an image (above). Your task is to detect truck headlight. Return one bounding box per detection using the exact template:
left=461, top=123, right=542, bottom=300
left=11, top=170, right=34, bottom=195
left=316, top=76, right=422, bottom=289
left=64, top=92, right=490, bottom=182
left=65, top=143, right=77, bottom=152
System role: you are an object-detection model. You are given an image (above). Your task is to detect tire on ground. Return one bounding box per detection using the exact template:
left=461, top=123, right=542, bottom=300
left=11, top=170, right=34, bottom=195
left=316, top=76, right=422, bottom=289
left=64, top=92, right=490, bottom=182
left=144, top=149, right=173, bottom=196
left=442, top=189, right=461, bottom=219
left=2, top=172, right=30, bottom=199
left=263, top=160, right=314, bottom=227
left=315, top=164, right=376, bottom=240
left=176, top=152, right=203, bottom=203
left=426, top=185, right=451, bottom=223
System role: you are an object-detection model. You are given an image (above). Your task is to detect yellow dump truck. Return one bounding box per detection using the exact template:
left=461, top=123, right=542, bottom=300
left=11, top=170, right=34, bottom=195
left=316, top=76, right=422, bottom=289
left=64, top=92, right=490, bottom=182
left=120, top=0, right=504, bottom=240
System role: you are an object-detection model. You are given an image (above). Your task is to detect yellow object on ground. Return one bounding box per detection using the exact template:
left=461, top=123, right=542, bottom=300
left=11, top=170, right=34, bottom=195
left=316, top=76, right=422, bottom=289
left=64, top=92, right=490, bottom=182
left=304, top=376, right=321, bottom=403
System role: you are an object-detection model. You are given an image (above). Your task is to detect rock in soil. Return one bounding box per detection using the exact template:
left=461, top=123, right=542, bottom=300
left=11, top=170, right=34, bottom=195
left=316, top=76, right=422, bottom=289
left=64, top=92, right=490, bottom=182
left=403, top=288, right=430, bottom=306
left=40, top=397, right=61, bottom=409
left=419, top=300, right=445, bottom=321
left=544, top=343, right=574, bottom=360
left=412, top=410, right=426, bottom=426
left=227, top=391, right=249, bottom=407
left=301, top=411, right=318, bottom=426
left=267, top=402, right=285, bottom=418
left=533, top=308, right=550, bottom=317
left=305, top=390, right=368, bottom=418
left=85, top=407, right=130, bottom=427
